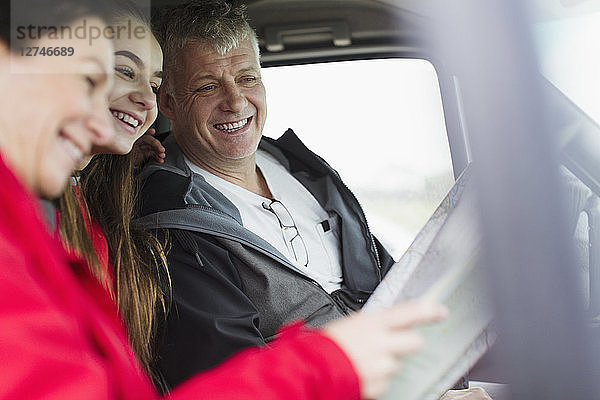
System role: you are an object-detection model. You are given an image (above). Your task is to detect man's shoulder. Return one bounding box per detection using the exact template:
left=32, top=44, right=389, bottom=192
left=138, top=133, right=191, bottom=215
left=139, top=169, right=188, bottom=216
left=260, top=129, right=336, bottom=178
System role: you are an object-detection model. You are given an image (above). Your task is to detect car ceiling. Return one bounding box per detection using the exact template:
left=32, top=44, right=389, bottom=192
left=151, top=0, right=433, bottom=65
left=152, top=0, right=600, bottom=23
left=151, top=0, right=600, bottom=65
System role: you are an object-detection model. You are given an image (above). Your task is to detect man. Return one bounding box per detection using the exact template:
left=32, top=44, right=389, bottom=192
left=137, top=0, right=456, bottom=393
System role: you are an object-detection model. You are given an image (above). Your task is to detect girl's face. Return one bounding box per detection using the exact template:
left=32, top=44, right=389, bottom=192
left=93, top=18, right=163, bottom=155
left=0, top=17, right=114, bottom=198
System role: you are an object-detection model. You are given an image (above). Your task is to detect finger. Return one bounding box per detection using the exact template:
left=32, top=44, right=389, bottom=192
left=388, top=330, right=425, bottom=356
left=138, top=142, right=164, bottom=154
left=136, top=143, right=152, bottom=152
left=137, top=134, right=165, bottom=153
left=149, top=139, right=165, bottom=153
left=384, top=302, right=448, bottom=329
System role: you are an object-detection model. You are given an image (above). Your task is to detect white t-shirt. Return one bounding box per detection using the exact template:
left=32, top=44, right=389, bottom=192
left=184, top=150, right=343, bottom=293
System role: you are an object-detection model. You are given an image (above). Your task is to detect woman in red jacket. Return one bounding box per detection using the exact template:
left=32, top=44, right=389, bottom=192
left=0, top=1, right=446, bottom=399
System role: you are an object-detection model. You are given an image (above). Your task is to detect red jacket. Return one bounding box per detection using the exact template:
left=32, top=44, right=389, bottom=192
left=0, top=155, right=360, bottom=400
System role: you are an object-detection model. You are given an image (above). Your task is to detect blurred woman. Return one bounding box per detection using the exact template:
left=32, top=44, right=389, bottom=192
left=0, top=1, right=446, bottom=399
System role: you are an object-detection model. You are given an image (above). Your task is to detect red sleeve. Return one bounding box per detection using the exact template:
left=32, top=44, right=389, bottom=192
left=0, top=158, right=360, bottom=400
left=170, top=321, right=361, bottom=400
left=0, top=244, right=112, bottom=400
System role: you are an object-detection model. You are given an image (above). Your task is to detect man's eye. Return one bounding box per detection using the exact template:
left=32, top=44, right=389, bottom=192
left=115, top=66, right=134, bottom=79
left=197, top=84, right=216, bottom=92
left=242, top=76, right=256, bottom=83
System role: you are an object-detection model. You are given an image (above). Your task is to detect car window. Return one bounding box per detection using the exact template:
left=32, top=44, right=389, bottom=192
left=261, top=58, right=454, bottom=259
left=533, top=11, right=600, bottom=310
left=534, top=11, right=600, bottom=125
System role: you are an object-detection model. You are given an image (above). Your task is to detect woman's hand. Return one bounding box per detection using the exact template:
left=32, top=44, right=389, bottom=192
left=323, top=302, right=448, bottom=399
left=131, top=128, right=166, bottom=167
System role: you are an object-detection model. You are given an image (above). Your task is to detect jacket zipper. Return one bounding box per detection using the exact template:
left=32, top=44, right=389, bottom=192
left=305, top=153, right=383, bottom=281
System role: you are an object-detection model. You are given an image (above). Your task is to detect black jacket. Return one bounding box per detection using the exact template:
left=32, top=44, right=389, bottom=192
left=136, top=129, right=394, bottom=388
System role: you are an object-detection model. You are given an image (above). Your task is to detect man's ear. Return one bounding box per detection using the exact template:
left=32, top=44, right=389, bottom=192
left=158, top=89, right=176, bottom=120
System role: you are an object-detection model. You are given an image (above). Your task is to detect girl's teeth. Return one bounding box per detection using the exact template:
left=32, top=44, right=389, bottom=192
left=112, top=111, right=140, bottom=128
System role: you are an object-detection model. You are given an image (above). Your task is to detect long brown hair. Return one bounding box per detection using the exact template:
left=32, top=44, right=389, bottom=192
left=56, top=178, right=109, bottom=292
left=55, top=3, right=170, bottom=383
left=80, top=153, right=170, bottom=381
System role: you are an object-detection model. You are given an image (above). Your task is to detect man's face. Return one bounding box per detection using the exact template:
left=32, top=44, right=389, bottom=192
left=161, top=39, right=266, bottom=167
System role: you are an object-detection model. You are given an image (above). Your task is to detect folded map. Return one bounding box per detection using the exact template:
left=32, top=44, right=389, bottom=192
left=363, top=165, right=496, bottom=400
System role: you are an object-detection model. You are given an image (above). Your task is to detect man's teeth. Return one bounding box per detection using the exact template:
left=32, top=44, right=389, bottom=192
left=61, top=137, right=83, bottom=163
left=112, top=111, right=140, bottom=128
left=214, top=118, right=249, bottom=133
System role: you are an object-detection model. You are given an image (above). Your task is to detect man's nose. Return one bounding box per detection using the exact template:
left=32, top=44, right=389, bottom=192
left=220, top=83, right=247, bottom=113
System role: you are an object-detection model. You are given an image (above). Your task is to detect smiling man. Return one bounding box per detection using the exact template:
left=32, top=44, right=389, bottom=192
left=163, top=39, right=267, bottom=190
left=137, top=0, right=395, bottom=389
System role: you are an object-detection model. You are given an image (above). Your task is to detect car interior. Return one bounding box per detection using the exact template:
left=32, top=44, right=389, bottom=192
left=149, top=0, right=600, bottom=398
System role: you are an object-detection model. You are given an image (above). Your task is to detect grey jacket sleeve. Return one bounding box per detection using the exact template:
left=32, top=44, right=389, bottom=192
left=155, top=229, right=265, bottom=389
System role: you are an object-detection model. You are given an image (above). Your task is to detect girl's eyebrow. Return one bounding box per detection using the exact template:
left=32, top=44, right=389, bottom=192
left=115, top=50, right=144, bottom=67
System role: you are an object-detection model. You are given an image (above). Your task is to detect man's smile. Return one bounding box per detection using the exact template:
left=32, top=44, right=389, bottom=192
left=213, top=116, right=252, bottom=133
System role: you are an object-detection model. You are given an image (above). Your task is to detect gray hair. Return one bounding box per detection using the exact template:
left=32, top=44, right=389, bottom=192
left=156, top=0, right=260, bottom=95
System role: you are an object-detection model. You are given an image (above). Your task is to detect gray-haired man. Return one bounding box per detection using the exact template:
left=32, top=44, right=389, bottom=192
left=139, top=1, right=472, bottom=396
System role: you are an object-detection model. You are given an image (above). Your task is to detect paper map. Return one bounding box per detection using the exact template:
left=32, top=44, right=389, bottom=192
left=363, top=165, right=496, bottom=400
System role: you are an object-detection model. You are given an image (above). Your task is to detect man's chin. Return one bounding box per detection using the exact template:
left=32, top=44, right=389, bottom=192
left=218, top=144, right=261, bottom=161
